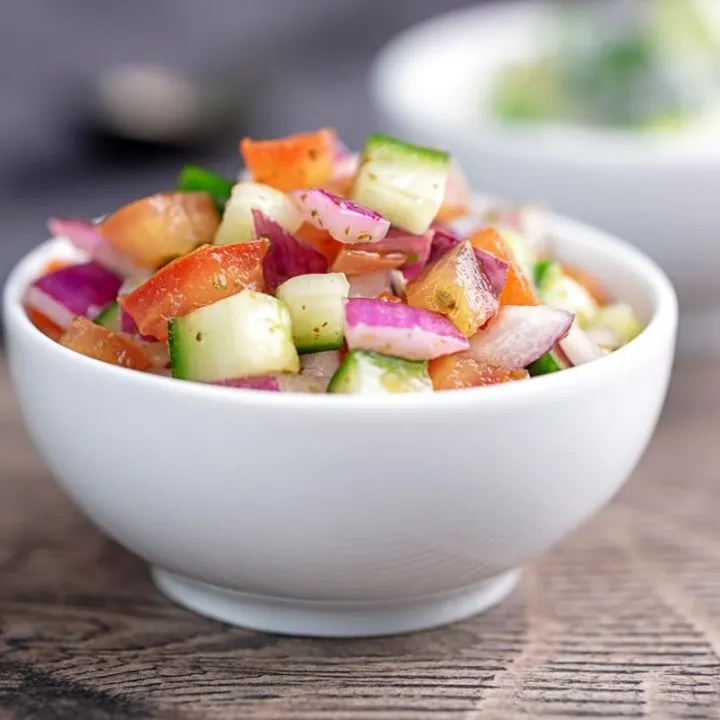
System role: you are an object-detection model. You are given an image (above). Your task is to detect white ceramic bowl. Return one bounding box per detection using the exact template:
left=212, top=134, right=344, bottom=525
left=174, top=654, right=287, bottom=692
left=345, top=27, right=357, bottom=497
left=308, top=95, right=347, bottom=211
left=371, top=0, right=717, bottom=353
left=3, top=207, right=676, bottom=638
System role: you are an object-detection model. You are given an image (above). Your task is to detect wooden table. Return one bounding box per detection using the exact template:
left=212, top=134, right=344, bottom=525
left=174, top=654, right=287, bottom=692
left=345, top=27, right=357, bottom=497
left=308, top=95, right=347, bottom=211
left=1, top=359, right=719, bottom=720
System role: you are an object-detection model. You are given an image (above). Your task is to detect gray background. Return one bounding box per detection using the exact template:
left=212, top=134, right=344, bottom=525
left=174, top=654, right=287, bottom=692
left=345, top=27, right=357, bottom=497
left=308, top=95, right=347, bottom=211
left=0, top=0, right=482, bottom=285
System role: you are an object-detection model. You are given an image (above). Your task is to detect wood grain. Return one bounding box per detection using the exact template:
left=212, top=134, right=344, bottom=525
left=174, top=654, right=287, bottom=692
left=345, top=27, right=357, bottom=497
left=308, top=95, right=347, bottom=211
left=1, top=358, right=719, bottom=719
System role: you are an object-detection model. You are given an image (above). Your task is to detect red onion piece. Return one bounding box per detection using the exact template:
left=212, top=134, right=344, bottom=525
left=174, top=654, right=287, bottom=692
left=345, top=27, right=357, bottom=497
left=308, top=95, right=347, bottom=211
left=26, top=262, right=123, bottom=329
left=252, top=210, right=328, bottom=292
left=214, top=377, right=281, bottom=391
left=47, top=217, right=142, bottom=277
left=300, top=350, right=341, bottom=379
left=348, top=271, right=393, bottom=298
left=473, top=248, right=509, bottom=297
left=469, top=305, right=574, bottom=370
left=345, top=298, right=469, bottom=361
left=558, top=322, right=605, bottom=366
left=428, top=225, right=462, bottom=265
left=292, top=189, right=390, bottom=245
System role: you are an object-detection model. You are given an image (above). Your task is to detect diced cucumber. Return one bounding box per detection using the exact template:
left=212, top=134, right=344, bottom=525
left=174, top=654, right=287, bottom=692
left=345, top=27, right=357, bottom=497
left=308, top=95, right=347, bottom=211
left=177, top=165, right=234, bottom=213
left=327, top=350, right=432, bottom=395
left=169, top=290, right=299, bottom=382
left=526, top=351, right=567, bottom=377
left=275, top=273, right=349, bottom=354
left=351, top=133, right=449, bottom=235
left=94, top=302, right=121, bottom=331
left=534, top=261, right=598, bottom=328
left=594, top=303, right=644, bottom=345
left=213, top=182, right=302, bottom=246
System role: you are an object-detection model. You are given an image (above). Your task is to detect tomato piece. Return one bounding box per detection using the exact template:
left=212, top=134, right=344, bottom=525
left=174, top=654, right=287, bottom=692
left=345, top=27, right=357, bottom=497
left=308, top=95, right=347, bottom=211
left=99, top=192, right=220, bottom=270
left=561, top=263, right=610, bottom=305
left=429, top=352, right=528, bottom=391
left=406, top=240, right=497, bottom=336
left=331, top=248, right=406, bottom=276
left=469, top=227, right=538, bottom=306
left=26, top=307, right=64, bottom=341
left=120, top=240, right=268, bottom=341
left=240, top=128, right=336, bottom=192
left=60, top=317, right=151, bottom=371
left=43, top=259, right=70, bottom=274
left=296, top=223, right=342, bottom=263
left=377, top=291, right=404, bottom=303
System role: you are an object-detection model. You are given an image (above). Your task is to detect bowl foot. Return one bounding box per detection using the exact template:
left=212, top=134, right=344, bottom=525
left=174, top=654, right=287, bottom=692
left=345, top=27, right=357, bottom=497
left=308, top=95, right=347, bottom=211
left=152, top=567, right=520, bottom=638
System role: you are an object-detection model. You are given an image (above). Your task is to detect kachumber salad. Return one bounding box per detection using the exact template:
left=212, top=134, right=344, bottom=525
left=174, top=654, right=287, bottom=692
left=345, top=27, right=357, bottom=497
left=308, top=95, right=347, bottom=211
left=25, top=128, right=643, bottom=395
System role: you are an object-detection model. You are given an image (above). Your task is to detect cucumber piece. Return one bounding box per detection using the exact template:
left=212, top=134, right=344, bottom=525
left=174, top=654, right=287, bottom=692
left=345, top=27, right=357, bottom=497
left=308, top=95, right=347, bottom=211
left=213, top=182, right=302, bottom=246
left=94, top=302, right=121, bottom=331
left=275, top=273, right=349, bottom=354
left=527, top=351, right=566, bottom=377
left=327, top=350, right=432, bottom=395
left=595, top=303, right=643, bottom=345
left=177, top=165, right=234, bottom=213
left=351, top=133, right=449, bottom=235
left=169, top=290, right=299, bottom=382
left=534, top=261, right=598, bottom=329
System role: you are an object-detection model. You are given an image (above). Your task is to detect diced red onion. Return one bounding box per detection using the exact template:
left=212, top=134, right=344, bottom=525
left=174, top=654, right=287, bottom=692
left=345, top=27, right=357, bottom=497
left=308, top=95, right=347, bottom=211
left=333, top=149, right=359, bottom=178
left=389, top=269, right=407, bottom=298
left=252, top=210, right=328, bottom=292
left=442, top=160, right=471, bottom=214
left=473, top=248, right=509, bottom=297
left=214, top=377, right=281, bottom=391
left=558, top=321, right=605, bottom=366
left=47, top=217, right=142, bottom=277
left=345, top=298, right=469, bottom=361
left=348, top=271, right=393, bottom=298
left=292, top=189, right=390, bottom=245
left=26, top=262, right=123, bottom=329
left=117, top=274, right=157, bottom=340
left=428, top=225, right=462, bottom=265
left=300, top=350, right=341, bottom=379
left=275, top=374, right=330, bottom=393
left=469, top=305, right=574, bottom=369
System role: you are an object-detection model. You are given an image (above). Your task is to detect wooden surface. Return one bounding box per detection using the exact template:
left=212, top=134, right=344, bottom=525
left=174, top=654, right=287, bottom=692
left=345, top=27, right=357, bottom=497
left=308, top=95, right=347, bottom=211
left=1, top=358, right=719, bottom=720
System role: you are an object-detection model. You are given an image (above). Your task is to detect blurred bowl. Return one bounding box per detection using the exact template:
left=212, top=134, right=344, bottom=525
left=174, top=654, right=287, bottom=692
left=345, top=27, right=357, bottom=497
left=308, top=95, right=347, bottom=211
left=371, top=0, right=719, bottom=354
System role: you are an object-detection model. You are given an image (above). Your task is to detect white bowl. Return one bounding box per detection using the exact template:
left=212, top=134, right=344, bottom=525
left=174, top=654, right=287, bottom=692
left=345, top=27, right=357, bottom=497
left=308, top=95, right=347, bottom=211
left=371, top=0, right=717, bottom=353
left=3, top=207, right=676, bottom=638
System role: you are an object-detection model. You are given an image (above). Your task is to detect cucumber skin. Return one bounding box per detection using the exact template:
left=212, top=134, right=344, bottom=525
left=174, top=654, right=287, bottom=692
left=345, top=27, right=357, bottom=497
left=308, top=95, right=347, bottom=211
left=167, top=318, right=189, bottom=379
left=527, top=352, right=564, bottom=376
left=94, top=302, right=121, bottom=332
left=177, top=165, right=234, bottom=213
left=364, top=133, right=449, bottom=166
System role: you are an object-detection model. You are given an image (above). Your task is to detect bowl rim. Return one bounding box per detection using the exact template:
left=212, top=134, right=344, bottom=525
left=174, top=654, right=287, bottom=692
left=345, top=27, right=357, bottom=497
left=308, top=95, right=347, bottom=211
left=3, top=205, right=677, bottom=413
left=370, top=0, right=720, bottom=167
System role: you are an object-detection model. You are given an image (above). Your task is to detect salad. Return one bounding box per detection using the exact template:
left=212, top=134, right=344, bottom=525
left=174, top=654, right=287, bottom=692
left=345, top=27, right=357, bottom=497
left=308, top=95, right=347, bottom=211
left=493, top=0, right=720, bottom=131
left=25, top=128, right=643, bottom=395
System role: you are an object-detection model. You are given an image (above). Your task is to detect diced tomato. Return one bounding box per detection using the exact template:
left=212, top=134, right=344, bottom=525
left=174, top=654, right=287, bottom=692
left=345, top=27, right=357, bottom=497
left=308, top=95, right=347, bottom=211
left=240, top=129, right=336, bottom=192
left=562, top=263, right=610, bottom=305
left=331, top=248, right=406, bottom=276
left=60, top=317, right=151, bottom=371
left=429, top=353, right=528, bottom=391
left=377, top=291, right=404, bottom=303
left=469, top=227, right=538, bottom=306
left=43, top=259, right=70, bottom=274
left=406, top=240, right=497, bottom=337
left=296, top=223, right=342, bottom=263
left=26, top=307, right=64, bottom=342
left=120, top=240, right=269, bottom=341
left=99, top=192, right=220, bottom=269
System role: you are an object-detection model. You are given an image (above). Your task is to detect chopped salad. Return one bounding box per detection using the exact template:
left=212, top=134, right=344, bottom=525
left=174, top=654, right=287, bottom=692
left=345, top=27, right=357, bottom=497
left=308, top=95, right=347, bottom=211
left=25, top=128, right=643, bottom=395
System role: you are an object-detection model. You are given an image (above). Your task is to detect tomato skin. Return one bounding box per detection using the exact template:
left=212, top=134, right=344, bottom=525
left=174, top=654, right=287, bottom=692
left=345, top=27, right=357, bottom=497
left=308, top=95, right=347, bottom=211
left=429, top=352, right=528, bottom=391
left=100, top=192, right=220, bottom=269
left=26, top=307, right=64, bottom=341
left=240, top=129, right=336, bottom=192
left=60, top=317, right=151, bottom=371
left=561, top=264, right=610, bottom=305
left=377, top=291, right=404, bottom=303
left=296, top=223, right=342, bottom=263
left=331, top=249, right=406, bottom=276
left=120, top=240, right=269, bottom=341
left=469, top=227, right=538, bottom=307
left=43, top=259, right=70, bottom=274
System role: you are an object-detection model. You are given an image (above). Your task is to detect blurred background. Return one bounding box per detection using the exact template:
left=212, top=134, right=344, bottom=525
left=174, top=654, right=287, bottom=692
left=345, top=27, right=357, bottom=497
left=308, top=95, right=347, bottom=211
left=0, top=0, right=483, bottom=289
